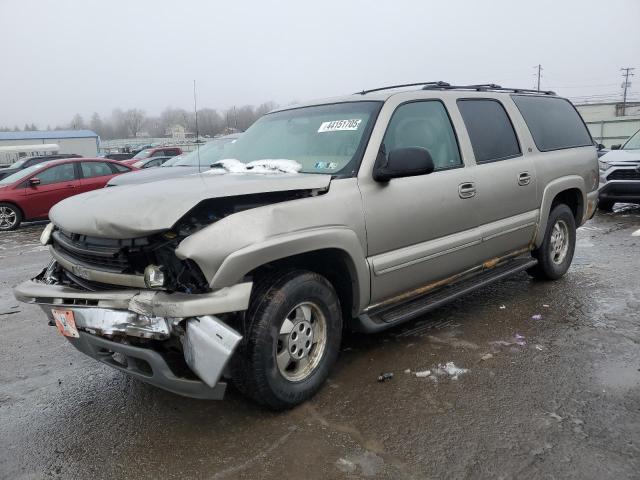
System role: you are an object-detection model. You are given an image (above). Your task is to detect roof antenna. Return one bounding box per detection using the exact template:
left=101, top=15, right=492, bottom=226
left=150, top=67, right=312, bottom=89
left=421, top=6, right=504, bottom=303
left=193, top=79, right=201, bottom=173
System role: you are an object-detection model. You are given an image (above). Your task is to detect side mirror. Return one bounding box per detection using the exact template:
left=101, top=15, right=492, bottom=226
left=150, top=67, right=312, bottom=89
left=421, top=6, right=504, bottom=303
left=596, top=143, right=605, bottom=151
left=29, top=177, right=41, bottom=186
left=611, top=144, right=621, bottom=150
left=373, top=147, right=435, bottom=182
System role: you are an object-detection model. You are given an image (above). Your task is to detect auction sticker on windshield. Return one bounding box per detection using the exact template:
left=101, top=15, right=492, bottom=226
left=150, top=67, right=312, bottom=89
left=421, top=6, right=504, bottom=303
left=317, top=119, right=362, bottom=133
left=52, top=309, right=79, bottom=338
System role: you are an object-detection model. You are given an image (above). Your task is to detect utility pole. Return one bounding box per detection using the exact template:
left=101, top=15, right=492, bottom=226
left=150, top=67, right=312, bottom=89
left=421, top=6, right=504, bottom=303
left=621, top=67, right=635, bottom=116
left=534, top=64, right=542, bottom=92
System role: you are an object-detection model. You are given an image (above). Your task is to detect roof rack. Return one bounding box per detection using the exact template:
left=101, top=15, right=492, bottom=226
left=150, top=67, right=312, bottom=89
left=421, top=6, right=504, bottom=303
left=356, top=82, right=556, bottom=96
left=421, top=83, right=556, bottom=95
left=356, top=81, right=451, bottom=95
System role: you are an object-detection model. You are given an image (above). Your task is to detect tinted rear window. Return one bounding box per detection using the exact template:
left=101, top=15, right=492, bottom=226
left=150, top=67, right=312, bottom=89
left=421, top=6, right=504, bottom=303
left=457, top=99, right=521, bottom=163
left=511, top=95, right=592, bottom=151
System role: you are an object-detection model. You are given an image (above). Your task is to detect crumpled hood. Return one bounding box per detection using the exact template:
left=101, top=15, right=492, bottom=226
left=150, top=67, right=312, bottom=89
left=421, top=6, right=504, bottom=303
left=50, top=172, right=332, bottom=238
left=601, top=149, right=640, bottom=163
left=108, top=166, right=201, bottom=186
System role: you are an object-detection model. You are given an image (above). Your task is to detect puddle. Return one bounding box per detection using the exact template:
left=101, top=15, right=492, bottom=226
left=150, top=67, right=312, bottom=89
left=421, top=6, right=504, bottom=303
left=597, top=362, right=640, bottom=392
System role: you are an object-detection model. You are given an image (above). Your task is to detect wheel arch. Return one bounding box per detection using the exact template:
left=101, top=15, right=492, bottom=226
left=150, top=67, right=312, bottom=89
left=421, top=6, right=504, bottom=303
left=210, top=227, right=370, bottom=316
left=535, top=176, right=585, bottom=248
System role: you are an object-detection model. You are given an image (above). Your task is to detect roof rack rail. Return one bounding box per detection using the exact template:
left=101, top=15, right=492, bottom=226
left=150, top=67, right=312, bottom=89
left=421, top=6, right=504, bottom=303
left=356, top=81, right=450, bottom=95
left=421, top=83, right=556, bottom=95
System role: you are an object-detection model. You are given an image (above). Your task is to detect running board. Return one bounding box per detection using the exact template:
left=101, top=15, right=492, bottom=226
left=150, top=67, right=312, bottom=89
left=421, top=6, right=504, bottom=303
left=354, top=257, right=538, bottom=333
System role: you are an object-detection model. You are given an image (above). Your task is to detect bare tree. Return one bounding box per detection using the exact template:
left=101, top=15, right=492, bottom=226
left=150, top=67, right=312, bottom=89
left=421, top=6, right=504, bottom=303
left=123, top=109, right=146, bottom=138
left=69, top=113, right=85, bottom=130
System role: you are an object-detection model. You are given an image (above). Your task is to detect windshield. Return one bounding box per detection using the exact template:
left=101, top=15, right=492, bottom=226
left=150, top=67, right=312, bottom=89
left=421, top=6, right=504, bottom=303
left=172, top=138, right=239, bottom=167
left=133, top=149, right=153, bottom=159
left=623, top=129, right=640, bottom=150
left=10, top=158, right=29, bottom=169
left=213, top=102, right=382, bottom=176
left=0, top=162, right=51, bottom=186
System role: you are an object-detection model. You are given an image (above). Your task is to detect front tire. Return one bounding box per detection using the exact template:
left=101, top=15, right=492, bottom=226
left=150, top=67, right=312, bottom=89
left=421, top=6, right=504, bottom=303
left=528, top=204, right=576, bottom=280
left=0, top=203, right=22, bottom=231
left=230, top=270, right=342, bottom=410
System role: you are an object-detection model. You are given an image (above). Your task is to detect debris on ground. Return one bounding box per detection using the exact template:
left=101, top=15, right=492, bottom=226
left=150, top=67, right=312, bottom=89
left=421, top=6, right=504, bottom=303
left=514, top=334, right=527, bottom=346
left=480, top=353, right=494, bottom=361
left=548, top=412, right=563, bottom=422
left=404, top=369, right=411, bottom=374
left=499, top=305, right=506, bottom=310
left=535, top=344, right=544, bottom=351
left=531, top=314, right=543, bottom=321
left=415, top=370, right=431, bottom=378
left=542, top=304, right=550, bottom=308
left=434, top=362, right=469, bottom=380
left=377, top=372, right=394, bottom=382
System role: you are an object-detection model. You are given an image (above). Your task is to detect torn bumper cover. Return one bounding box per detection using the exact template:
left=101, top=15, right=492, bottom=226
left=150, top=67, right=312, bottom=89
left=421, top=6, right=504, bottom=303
left=13, top=279, right=251, bottom=399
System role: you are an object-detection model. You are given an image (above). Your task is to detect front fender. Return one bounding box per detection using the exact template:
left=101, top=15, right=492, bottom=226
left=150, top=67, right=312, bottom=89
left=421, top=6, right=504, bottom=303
left=209, top=227, right=370, bottom=314
left=535, top=175, right=586, bottom=247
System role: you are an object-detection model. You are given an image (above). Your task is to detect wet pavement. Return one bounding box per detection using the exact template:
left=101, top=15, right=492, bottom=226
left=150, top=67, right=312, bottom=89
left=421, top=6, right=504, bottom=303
left=1, top=209, right=639, bottom=479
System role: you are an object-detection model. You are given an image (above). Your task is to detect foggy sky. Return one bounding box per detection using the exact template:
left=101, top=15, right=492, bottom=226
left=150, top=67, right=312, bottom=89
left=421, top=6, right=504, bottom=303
left=1, top=0, right=638, bottom=128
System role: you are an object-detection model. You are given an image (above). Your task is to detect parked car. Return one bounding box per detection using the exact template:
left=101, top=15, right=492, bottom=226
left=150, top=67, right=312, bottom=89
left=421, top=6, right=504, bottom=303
left=597, top=128, right=640, bottom=211
left=102, top=152, right=134, bottom=161
left=130, top=156, right=174, bottom=169
left=0, top=154, right=82, bottom=181
left=108, top=134, right=241, bottom=186
left=15, top=83, right=598, bottom=409
left=121, top=146, right=182, bottom=166
left=0, top=158, right=135, bottom=230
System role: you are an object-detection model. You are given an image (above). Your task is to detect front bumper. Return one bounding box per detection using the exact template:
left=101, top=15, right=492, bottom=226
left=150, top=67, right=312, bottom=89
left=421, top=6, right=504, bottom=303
left=598, top=180, right=640, bottom=202
left=599, top=164, right=640, bottom=203
left=14, top=278, right=252, bottom=399
left=68, top=331, right=228, bottom=399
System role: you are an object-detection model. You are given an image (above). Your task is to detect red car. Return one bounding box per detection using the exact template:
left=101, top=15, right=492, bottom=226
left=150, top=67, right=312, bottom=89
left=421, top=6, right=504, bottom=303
left=0, top=158, right=135, bottom=231
left=122, top=146, right=182, bottom=166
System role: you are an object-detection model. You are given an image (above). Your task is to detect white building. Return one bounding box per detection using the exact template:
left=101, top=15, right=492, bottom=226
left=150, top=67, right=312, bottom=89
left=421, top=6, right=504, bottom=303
left=575, top=102, right=640, bottom=148
left=0, top=130, right=99, bottom=166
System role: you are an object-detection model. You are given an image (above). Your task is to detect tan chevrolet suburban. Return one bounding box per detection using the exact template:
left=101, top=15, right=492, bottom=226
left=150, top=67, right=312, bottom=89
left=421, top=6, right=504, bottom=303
left=14, top=82, right=599, bottom=409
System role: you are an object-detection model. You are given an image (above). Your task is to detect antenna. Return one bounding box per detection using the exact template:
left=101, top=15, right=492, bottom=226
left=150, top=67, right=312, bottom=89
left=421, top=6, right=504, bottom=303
left=193, top=79, right=201, bottom=173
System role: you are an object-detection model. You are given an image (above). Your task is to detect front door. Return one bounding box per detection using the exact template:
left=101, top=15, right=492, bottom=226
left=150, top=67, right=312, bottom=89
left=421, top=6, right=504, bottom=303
left=359, top=100, right=480, bottom=304
left=21, top=163, right=80, bottom=219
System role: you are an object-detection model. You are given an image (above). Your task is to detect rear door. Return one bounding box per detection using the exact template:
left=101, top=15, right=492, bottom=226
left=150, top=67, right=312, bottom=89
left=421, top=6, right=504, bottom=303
left=457, top=98, right=538, bottom=260
left=78, top=161, right=120, bottom=193
left=21, top=163, right=80, bottom=218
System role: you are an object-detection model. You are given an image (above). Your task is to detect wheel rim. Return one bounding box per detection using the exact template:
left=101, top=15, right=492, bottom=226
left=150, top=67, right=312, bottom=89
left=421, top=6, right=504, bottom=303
left=276, top=301, right=327, bottom=382
left=0, top=206, right=17, bottom=230
left=549, top=219, right=569, bottom=264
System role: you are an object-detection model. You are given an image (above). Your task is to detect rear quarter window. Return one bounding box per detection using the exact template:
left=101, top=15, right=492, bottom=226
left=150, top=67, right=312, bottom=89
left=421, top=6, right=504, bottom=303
left=511, top=95, right=592, bottom=152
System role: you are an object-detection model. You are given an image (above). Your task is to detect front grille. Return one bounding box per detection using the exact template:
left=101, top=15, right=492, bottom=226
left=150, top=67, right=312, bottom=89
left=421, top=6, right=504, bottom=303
left=51, top=230, right=151, bottom=274
left=607, top=169, right=640, bottom=181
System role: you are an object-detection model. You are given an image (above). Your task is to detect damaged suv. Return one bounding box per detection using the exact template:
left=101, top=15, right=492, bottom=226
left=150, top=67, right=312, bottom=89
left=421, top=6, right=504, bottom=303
left=15, top=82, right=599, bottom=410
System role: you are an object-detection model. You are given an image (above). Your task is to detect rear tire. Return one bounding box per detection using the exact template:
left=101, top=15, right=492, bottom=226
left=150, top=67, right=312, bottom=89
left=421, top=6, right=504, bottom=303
left=0, top=203, right=22, bottom=231
left=230, top=270, right=342, bottom=410
left=598, top=199, right=615, bottom=212
left=527, top=204, right=576, bottom=280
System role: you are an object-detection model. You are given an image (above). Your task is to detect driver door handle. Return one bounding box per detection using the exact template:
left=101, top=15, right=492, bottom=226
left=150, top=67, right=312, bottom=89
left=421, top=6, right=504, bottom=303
left=458, top=182, right=476, bottom=199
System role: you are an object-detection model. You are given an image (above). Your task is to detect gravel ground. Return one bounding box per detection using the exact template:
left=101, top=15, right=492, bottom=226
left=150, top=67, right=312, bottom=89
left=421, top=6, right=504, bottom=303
left=1, top=208, right=639, bottom=480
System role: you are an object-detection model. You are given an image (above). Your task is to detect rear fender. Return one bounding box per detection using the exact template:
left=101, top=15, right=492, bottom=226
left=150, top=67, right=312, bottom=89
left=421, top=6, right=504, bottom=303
left=535, top=175, right=586, bottom=247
